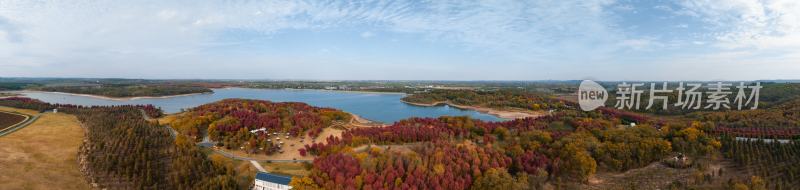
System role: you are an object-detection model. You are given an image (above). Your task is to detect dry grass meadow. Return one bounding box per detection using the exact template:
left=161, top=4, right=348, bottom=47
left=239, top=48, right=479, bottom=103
left=0, top=107, right=89, bottom=190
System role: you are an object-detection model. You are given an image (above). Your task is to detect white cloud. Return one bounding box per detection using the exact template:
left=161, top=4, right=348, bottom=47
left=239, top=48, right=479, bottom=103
left=0, top=0, right=624, bottom=54
left=677, top=0, right=800, bottom=50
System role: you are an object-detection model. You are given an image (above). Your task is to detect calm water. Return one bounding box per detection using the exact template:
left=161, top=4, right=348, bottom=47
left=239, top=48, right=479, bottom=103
left=19, top=88, right=503, bottom=123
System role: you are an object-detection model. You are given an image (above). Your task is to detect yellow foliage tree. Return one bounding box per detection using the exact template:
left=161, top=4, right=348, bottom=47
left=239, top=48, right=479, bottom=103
left=289, top=176, right=321, bottom=190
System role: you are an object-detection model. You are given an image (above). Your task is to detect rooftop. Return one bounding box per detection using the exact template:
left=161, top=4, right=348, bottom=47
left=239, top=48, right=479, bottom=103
left=255, top=172, right=292, bottom=185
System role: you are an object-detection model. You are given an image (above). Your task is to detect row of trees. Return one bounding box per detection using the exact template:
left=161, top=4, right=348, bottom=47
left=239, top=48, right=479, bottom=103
left=721, top=137, right=800, bottom=189
left=712, top=126, right=800, bottom=139
left=694, top=98, right=800, bottom=128
left=33, top=84, right=212, bottom=98
left=0, top=97, right=162, bottom=118
left=73, top=107, right=174, bottom=188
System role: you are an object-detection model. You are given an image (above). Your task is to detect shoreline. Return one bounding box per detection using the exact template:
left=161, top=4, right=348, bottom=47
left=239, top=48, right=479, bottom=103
left=348, top=112, right=387, bottom=127
left=325, top=89, right=408, bottom=95
left=230, top=87, right=408, bottom=95
left=16, top=90, right=212, bottom=101
left=12, top=87, right=405, bottom=101
left=401, top=100, right=544, bottom=120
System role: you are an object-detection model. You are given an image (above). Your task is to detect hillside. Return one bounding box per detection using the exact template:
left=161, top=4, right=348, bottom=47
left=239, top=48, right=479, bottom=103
left=169, top=99, right=352, bottom=158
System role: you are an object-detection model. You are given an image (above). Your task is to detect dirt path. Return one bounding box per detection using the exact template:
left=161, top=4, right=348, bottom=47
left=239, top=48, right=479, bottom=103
left=250, top=160, right=267, bottom=172
left=0, top=111, right=37, bottom=137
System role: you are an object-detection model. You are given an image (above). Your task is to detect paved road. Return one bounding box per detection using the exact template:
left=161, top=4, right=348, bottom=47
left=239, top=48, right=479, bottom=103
left=0, top=112, right=40, bottom=137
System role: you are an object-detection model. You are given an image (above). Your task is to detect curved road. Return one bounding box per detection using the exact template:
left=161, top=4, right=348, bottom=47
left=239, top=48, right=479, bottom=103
left=0, top=111, right=40, bottom=137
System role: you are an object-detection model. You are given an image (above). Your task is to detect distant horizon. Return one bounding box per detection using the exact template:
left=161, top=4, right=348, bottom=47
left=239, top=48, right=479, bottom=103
left=2, top=76, right=799, bottom=83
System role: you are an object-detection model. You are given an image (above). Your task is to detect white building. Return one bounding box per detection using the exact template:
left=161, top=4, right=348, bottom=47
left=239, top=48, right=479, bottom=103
left=253, top=172, right=292, bottom=190
left=250, top=128, right=267, bottom=134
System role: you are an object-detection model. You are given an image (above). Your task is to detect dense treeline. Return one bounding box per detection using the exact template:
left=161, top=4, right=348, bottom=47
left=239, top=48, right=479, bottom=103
left=681, top=97, right=800, bottom=142
left=299, top=143, right=512, bottom=190
left=33, top=84, right=212, bottom=98
left=693, top=98, right=800, bottom=128
left=74, top=107, right=173, bottom=188
left=0, top=97, right=239, bottom=189
left=712, top=127, right=800, bottom=139
left=757, top=83, right=800, bottom=107
left=170, top=135, right=239, bottom=189
left=0, top=97, right=162, bottom=118
left=0, top=82, right=39, bottom=90
left=721, top=137, right=800, bottom=189
left=300, top=115, right=566, bottom=156
left=294, top=107, right=717, bottom=189
left=402, top=89, right=570, bottom=111
left=302, top=108, right=649, bottom=156
left=171, top=99, right=350, bottom=155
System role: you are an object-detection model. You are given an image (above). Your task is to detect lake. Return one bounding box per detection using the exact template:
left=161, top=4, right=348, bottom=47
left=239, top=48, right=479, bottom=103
left=18, top=88, right=504, bottom=123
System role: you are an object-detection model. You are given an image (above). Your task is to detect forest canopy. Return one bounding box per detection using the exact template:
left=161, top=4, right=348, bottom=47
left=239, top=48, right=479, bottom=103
left=402, top=89, right=570, bottom=111
left=170, top=99, right=351, bottom=155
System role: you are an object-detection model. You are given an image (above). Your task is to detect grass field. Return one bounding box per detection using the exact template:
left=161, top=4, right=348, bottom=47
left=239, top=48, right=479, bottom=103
left=0, top=107, right=89, bottom=190
left=260, top=162, right=310, bottom=177
left=0, top=106, right=39, bottom=115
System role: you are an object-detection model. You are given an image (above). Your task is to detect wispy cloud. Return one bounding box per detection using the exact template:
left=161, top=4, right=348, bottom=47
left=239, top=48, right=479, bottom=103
left=0, top=1, right=622, bottom=57
left=0, top=0, right=797, bottom=80
left=676, top=0, right=800, bottom=50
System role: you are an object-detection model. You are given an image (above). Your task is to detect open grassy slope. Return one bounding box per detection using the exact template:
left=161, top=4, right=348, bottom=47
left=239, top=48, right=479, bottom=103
left=0, top=107, right=89, bottom=190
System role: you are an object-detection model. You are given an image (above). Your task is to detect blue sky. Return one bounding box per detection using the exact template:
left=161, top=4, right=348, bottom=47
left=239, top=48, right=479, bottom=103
left=0, top=0, right=798, bottom=80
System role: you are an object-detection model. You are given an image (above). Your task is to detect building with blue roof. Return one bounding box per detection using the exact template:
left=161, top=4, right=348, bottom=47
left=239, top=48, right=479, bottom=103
left=253, top=172, right=292, bottom=190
